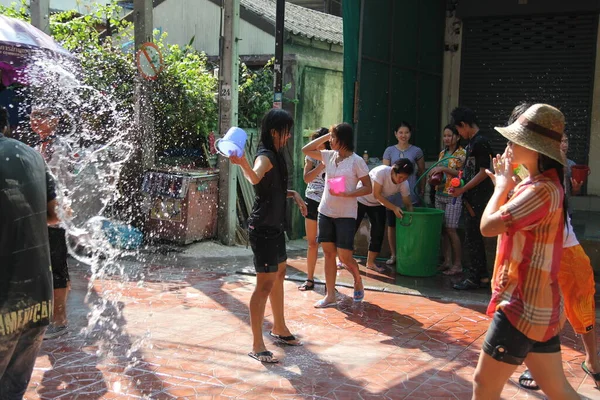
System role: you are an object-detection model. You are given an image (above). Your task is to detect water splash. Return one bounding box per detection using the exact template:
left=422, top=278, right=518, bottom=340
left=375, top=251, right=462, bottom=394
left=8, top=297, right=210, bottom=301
left=20, top=54, right=149, bottom=360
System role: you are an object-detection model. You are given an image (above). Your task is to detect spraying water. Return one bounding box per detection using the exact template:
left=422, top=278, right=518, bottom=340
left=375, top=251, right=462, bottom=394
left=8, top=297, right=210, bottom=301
left=18, top=54, right=150, bottom=360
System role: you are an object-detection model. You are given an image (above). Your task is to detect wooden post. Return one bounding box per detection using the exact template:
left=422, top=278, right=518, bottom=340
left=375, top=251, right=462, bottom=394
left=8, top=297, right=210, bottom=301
left=217, top=0, right=240, bottom=245
left=273, top=0, right=285, bottom=108
left=30, top=0, right=50, bottom=34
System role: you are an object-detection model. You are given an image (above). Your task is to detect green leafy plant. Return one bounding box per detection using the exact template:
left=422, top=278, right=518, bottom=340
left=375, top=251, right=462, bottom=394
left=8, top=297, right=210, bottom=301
left=1, top=1, right=219, bottom=161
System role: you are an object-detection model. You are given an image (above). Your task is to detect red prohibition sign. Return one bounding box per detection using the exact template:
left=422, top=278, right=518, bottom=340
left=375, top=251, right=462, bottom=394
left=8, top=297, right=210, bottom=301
left=136, top=42, right=164, bottom=81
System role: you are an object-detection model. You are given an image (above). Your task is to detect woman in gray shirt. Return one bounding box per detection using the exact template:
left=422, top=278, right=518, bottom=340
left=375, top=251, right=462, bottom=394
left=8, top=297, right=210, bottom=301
left=382, top=121, right=425, bottom=265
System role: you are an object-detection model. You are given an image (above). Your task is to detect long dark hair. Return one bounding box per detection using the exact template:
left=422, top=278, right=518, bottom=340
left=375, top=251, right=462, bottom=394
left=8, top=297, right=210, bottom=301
left=259, top=109, right=294, bottom=153
left=539, top=154, right=569, bottom=225
left=259, top=109, right=293, bottom=187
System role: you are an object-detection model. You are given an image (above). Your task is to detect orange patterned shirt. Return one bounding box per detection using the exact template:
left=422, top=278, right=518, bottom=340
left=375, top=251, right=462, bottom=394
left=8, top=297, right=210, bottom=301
left=487, top=169, right=565, bottom=342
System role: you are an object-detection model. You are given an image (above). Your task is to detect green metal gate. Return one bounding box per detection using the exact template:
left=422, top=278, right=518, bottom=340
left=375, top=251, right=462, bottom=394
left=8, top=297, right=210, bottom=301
left=343, top=0, right=446, bottom=160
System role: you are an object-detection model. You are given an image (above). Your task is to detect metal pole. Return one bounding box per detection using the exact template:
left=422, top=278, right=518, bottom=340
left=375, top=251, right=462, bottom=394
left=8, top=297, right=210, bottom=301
left=30, top=0, right=50, bottom=34
left=273, top=0, right=285, bottom=108
left=217, top=0, right=240, bottom=245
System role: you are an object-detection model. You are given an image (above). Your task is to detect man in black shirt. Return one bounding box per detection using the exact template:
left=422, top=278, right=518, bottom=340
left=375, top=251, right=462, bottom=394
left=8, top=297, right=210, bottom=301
left=449, top=107, right=494, bottom=290
left=0, top=106, right=59, bottom=398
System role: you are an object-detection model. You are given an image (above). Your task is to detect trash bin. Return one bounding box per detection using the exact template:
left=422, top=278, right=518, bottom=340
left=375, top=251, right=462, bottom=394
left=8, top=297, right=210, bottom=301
left=395, top=207, right=444, bottom=277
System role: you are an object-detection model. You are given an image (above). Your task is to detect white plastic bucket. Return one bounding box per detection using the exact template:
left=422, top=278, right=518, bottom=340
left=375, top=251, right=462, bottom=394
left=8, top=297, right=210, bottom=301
left=215, top=127, right=247, bottom=158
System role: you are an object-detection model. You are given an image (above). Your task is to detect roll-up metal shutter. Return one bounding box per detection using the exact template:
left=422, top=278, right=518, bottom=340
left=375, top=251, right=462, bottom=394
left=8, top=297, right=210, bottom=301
left=459, top=13, right=598, bottom=164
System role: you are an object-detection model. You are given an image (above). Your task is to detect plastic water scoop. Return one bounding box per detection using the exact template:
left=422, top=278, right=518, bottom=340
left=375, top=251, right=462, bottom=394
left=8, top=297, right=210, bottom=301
left=215, top=127, right=247, bottom=158
left=450, top=170, right=464, bottom=205
left=328, top=176, right=346, bottom=194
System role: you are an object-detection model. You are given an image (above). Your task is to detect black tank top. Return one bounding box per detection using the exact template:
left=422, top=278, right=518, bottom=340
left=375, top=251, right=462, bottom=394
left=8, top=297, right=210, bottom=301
left=248, top=146, right=288, bottom=231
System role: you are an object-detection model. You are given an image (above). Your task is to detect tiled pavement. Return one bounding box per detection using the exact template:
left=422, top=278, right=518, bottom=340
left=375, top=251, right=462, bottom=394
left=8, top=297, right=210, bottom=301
left=25, top=254, right=599, bottom=399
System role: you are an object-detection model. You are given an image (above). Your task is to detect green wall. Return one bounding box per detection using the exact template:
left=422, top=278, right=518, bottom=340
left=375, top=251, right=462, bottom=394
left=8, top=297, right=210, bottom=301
left=285, top=41, right=344, bottom=239
left=345, top=0, right=446, bottom=161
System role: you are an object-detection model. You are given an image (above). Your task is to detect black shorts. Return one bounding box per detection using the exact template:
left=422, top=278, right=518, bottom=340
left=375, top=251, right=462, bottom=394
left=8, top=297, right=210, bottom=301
left=305, top=198, right=320, bottom=221
left=48, top=227, right=69, bottom=289
left=317, top=213, right=356, bottom=250
left=386, top=209, right=398, bottom=227
left=482, top=310, right=561, bottom=365
left=248, top=227, right=286, bottom=273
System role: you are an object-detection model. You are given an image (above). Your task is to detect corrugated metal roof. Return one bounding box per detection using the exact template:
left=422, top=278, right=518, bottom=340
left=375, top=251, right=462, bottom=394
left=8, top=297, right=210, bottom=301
left=241, top=0, right=343, bottom=45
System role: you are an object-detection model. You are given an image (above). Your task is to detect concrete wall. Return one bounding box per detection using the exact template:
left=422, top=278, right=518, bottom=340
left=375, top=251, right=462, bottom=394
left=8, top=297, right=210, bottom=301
left=588, top=17, right=600, bottom=196
left=440, top=13, right=462, bottom=131
left=287, top=40, right=344, bottom=238
left=154, top=0, right=274, bottom=56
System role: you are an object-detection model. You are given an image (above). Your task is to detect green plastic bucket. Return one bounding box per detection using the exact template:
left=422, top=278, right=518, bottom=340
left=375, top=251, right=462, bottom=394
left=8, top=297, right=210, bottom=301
left=395, top=207, right=444, bottom=277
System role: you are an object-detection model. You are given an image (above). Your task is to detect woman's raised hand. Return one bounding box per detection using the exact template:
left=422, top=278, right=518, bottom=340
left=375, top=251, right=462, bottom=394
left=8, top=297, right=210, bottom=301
left=487, top=152, right=517, bottom=193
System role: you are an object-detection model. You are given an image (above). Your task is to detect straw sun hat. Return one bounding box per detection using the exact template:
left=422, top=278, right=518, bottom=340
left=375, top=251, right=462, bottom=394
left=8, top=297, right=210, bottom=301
left=494, top=103, right=566, bottom=166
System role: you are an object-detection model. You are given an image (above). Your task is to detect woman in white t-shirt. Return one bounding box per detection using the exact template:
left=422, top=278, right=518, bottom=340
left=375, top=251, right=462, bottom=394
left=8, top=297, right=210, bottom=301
left=356, top=159, right=414, bottom=273
left=302, top=123, right=371, bottom=308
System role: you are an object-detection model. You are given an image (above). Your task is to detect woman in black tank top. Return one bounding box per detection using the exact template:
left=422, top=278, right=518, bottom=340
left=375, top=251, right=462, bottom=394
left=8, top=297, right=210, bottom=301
left=230, top=109, right=307, bottom=363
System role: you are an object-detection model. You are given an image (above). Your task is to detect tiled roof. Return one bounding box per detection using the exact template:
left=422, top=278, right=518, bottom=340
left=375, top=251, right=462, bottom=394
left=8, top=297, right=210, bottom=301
left=241, top=0, right=343, bottom=45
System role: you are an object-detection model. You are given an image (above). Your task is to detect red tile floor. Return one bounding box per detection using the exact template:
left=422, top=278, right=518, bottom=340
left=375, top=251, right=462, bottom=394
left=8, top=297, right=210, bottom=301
left=25, top=256, right=599, bottom=399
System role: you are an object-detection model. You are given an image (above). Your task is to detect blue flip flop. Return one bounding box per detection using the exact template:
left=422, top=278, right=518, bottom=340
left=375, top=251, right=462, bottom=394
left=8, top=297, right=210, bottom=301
left=353, top=289, right=364, bottom=302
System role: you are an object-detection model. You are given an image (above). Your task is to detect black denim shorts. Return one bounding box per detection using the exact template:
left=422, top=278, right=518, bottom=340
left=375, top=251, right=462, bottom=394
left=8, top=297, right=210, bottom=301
left=317, top=213, right=356, bottom=250
left=305, top=198, right=320, bottom=221
left=248, top=227, right=286, bottom=273
left=483, top=310, right=561, bottom=365
left=48, top=227, right=69, bottom=289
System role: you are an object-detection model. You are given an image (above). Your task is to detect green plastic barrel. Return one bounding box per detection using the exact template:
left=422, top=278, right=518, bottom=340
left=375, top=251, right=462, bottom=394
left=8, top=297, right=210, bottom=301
left=395, top=207, right=444, bottom=277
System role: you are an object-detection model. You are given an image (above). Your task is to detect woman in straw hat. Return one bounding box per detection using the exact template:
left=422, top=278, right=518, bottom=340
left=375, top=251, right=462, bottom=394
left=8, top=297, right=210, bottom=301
left=472, top=104, right=578, bottom=399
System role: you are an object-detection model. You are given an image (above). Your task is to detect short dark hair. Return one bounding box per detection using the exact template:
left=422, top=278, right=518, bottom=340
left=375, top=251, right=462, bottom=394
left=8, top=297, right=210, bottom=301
left=392, top=158, right=415, bottom=175
left=310, top=127, right=331, bottom=150
left=331, top=123, right=354, bottom=151
left=0, top=106, right=8, bottom=132
left=394, top=121, right=412, bottom=133
left=450, top=107, right=478, bottom=128
left=507, top=102, right=532, bottom=125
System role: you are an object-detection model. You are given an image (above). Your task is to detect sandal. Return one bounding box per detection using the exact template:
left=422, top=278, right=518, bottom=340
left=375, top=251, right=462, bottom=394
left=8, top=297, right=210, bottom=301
left=248, top=350, right=279, bottom=363
left=353, top=289, right=364, bottom=302
left=518, top=369, right=540, bottom=391
left=298, top=279, right=315, bottom=291
left=269, top=331, right=302, bottom=346
left=314, top=298, right=337, bottom=308
left=581, top=362, right=600, bottom=389
left=366, top=264, right=387, bottom=274
left=443, top=265, right=462, bottom=276
left=385, top=256, right=396, bottom=265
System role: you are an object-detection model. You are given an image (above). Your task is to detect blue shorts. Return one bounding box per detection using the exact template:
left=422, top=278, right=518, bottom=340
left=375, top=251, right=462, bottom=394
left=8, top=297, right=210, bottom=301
left=317, top=213, right=356, bottom=250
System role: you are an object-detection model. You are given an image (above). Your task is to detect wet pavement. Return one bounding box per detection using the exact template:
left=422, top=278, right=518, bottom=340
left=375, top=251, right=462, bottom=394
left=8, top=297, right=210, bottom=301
left=24, top=246, right=599, bottom=399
